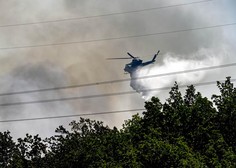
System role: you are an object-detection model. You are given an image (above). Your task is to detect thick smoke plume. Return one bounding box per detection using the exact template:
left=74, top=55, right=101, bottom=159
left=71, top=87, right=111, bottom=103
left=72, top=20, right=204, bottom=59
left=0, top=0, right=235, bottom=138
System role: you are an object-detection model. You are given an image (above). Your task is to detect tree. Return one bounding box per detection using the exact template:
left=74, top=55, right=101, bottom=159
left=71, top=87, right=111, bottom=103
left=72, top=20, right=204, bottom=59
left=212, top=77, right=236, bottom=150
left=0, top=131, right=17, bottom=167
left=1, top=77, right=235, bottom=167
left=16, top=134, right=47, bottom=167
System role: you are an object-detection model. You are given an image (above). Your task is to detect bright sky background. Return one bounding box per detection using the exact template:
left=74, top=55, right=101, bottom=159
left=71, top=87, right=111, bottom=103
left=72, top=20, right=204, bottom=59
left=0, top=0, right=235, bottom=138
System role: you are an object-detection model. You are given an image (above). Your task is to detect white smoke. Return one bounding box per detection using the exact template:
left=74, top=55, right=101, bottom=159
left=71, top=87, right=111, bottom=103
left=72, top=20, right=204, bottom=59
left=130, top=47, right=226, bottom=100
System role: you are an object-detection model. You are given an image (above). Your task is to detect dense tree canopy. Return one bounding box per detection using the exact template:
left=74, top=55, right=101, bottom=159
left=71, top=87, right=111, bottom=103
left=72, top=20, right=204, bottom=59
left=0, top=77, right=235, bottom=167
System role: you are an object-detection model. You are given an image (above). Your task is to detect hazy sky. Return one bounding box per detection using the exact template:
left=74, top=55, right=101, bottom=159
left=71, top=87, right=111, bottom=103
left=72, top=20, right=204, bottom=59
left=0, top=0, right=235, bottom=138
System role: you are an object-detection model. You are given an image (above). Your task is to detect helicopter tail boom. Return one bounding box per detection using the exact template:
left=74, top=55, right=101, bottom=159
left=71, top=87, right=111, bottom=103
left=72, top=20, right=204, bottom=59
left=152, top=55, right=157, bottom=62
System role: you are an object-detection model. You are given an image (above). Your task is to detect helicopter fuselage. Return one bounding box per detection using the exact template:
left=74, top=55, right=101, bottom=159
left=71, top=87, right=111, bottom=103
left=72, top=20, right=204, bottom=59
left=124, top=59, right=153, bottom=74
left=107, top=51, right=159, bottom=75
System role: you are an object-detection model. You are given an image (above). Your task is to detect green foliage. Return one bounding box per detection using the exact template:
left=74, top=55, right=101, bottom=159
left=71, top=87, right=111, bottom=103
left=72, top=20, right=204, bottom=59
left=0, top=131, right=17, bottom=167
left=212, top=77, right=236, bottom=150
left=1, top=77, right=235, bottom=167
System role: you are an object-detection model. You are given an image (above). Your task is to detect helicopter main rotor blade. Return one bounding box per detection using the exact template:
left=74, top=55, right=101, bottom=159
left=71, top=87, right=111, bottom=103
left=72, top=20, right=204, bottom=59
left=127, top=52, right=135, bottom=58
left=107, top=57, right=132, bottom=60
left=127, top=52, right=138, bottom=59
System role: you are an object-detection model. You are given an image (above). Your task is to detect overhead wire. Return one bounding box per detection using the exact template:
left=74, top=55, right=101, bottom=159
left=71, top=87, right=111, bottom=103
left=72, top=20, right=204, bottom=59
left=0, top=109, right=145, bottom=123
left=0, top=0, right=234, bottom=122
left=0, top=62, right=235, bottom=96
left=1, top=78, right=235, bottom=122
left=0, top=0, right=213, bottom=28
left=0, top=78, right=235, bottom=107
left=0, top=22, right=235, bottom=50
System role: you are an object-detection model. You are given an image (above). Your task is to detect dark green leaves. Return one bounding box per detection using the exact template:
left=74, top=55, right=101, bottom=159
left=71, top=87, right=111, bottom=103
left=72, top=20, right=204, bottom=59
left=1, top=77, right=235, bottom=167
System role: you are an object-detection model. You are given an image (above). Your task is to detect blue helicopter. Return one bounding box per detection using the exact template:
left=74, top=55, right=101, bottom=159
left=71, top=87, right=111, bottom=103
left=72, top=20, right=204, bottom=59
left=108, top=50, right=160, bottom=74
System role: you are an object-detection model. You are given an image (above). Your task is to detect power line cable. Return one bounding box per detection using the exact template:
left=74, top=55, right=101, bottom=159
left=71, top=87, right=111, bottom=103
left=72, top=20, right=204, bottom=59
left=0, top=62, right=235, bottom=96
left=0, top=109, right=144, bottom=123
left=1, top=78, right=235, bottom=107
left=0, top=0, right=213, bottom=28
left=1, top=78, right=235, bottom=122
left=0, top=22, right=235, bottom=50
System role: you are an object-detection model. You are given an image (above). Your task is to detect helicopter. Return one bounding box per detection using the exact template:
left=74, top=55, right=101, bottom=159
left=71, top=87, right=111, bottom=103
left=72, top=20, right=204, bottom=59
left=108, top=50, right=160, bottom=74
